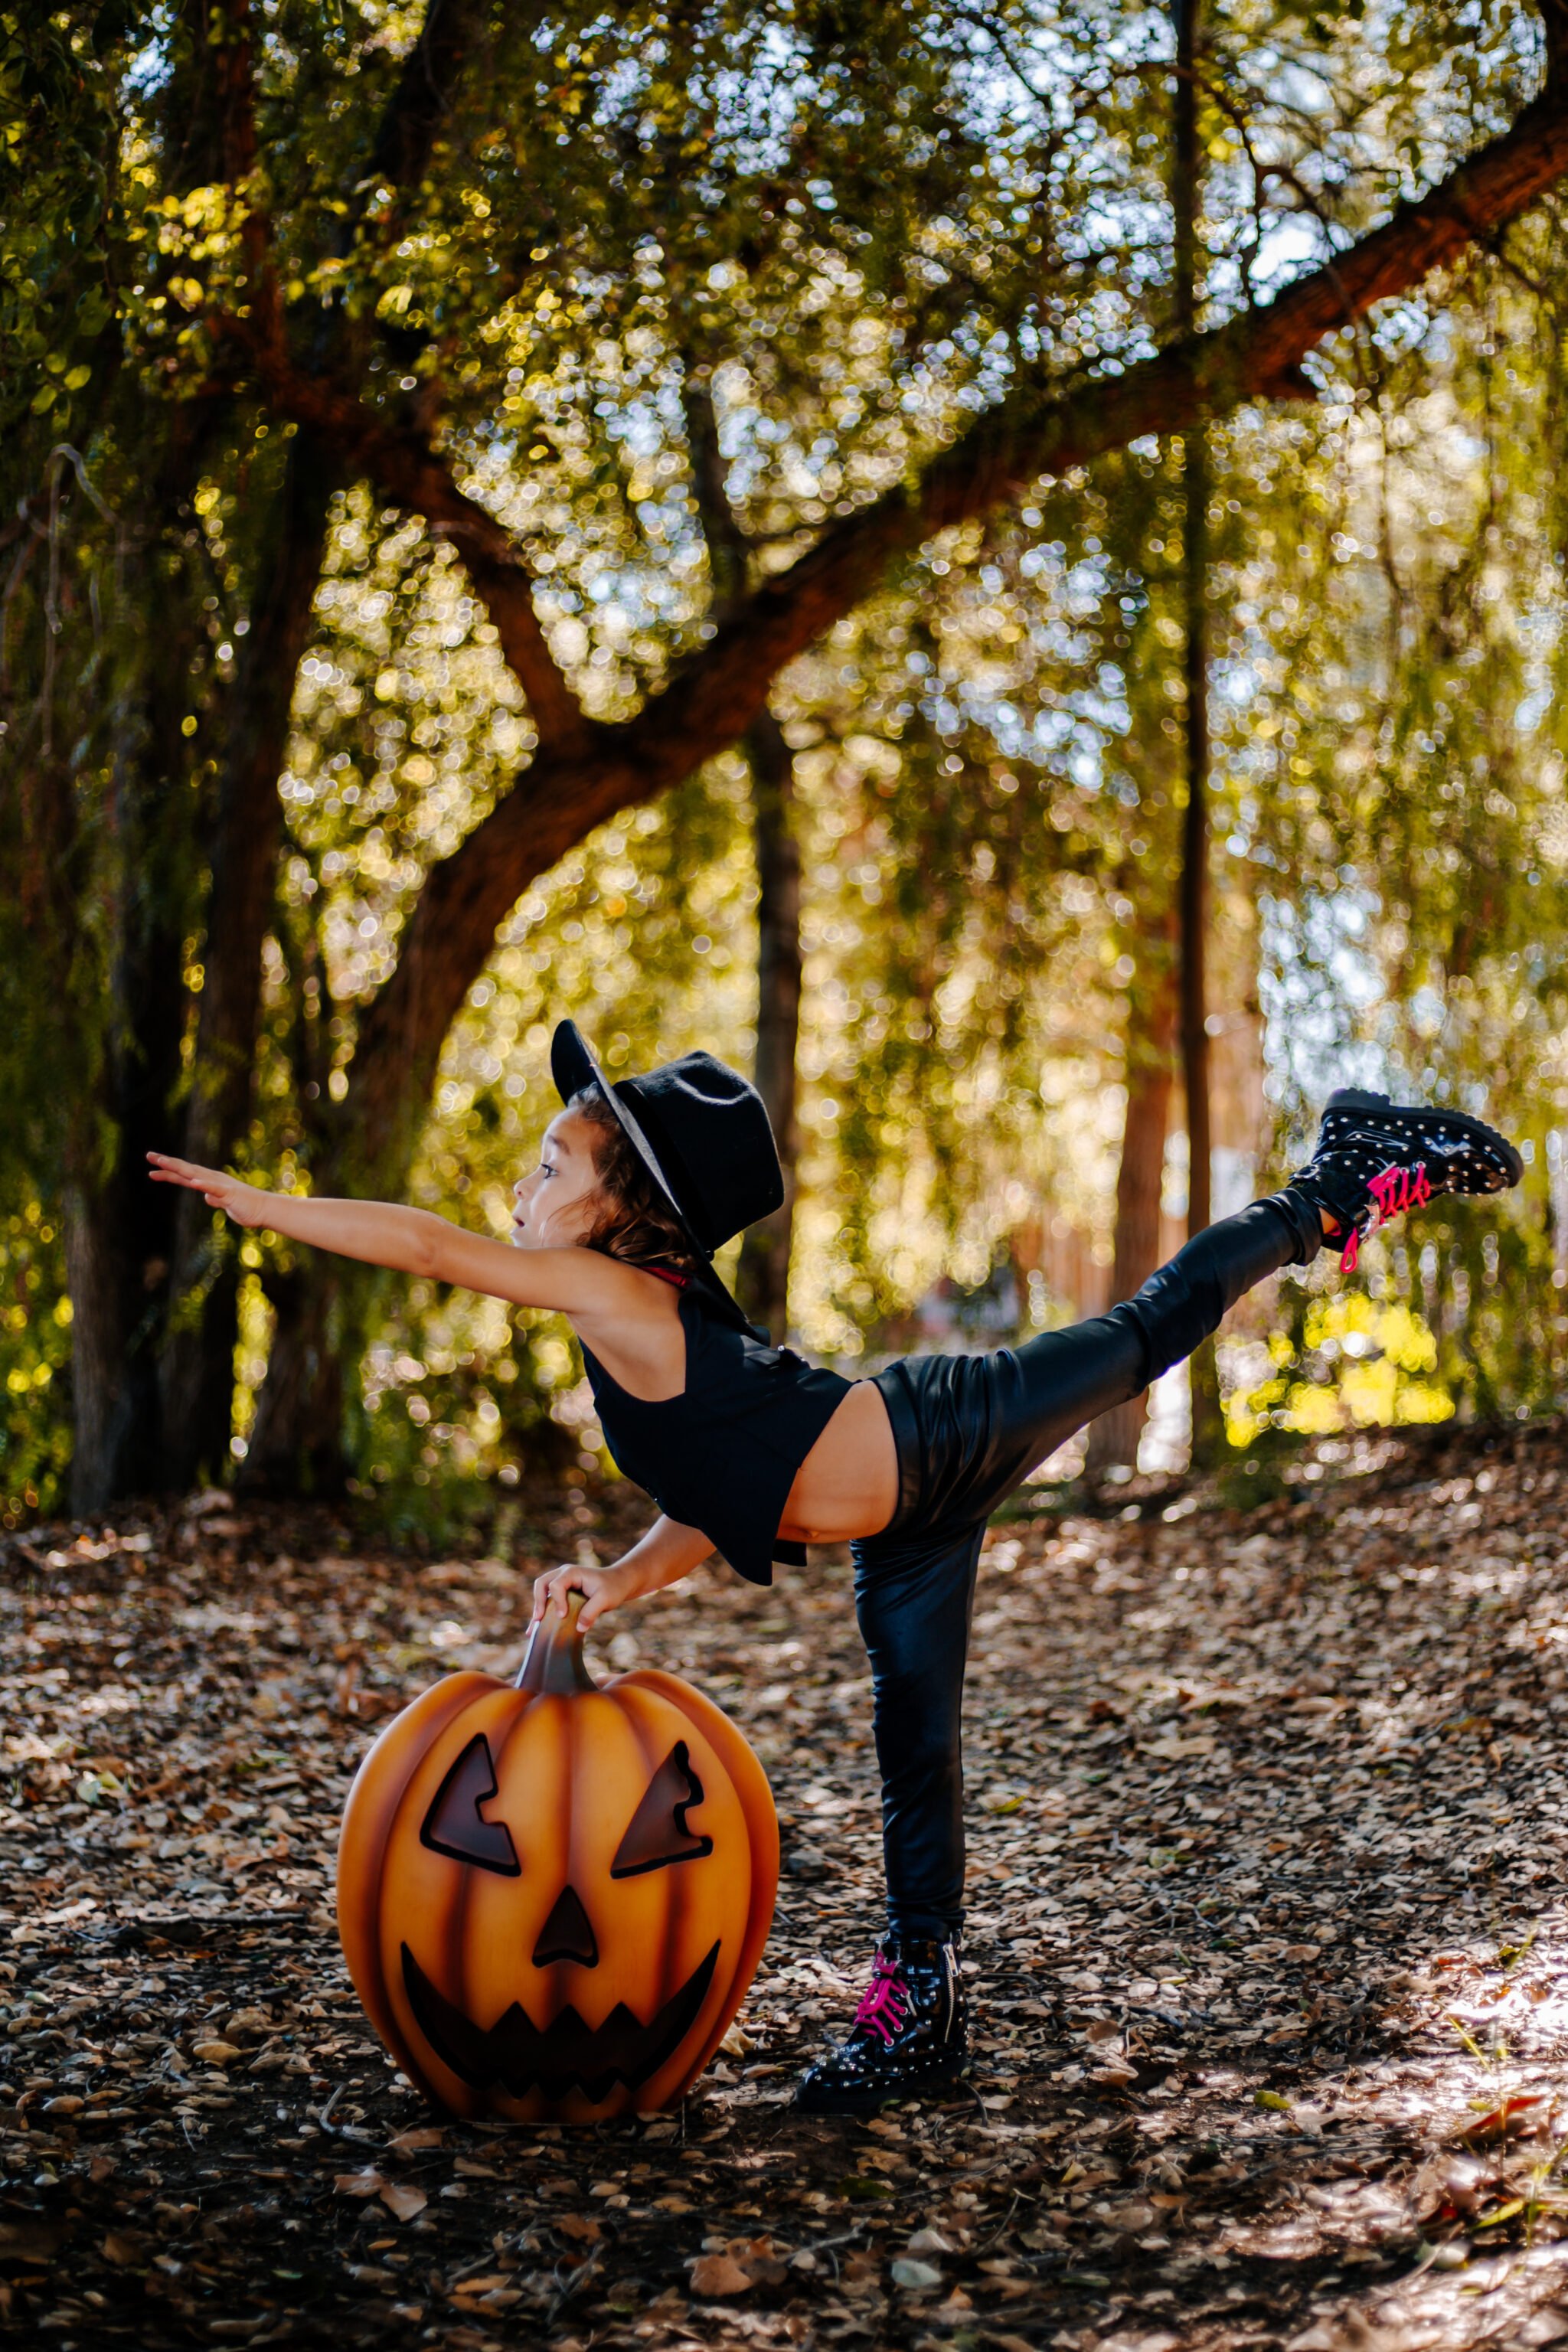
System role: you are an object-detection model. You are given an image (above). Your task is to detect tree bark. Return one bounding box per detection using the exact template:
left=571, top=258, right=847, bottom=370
left=1086, top=926, right=1179, bottom=1477
left=249, top=61, right=1568, bottom=1197
left=735, top=707, right=802, bottom=1339
left=681, top=371, right=804, bottom=1338
left=1180, top=416, right=1224, bottom=1461
left=240, top=1263, right=347, bottom=1496
left=1172, top=0, right=1224, bottom=1465
left=66, top=635, right=200, bottom=1513
left=159, top=432, right=336, bottom=1488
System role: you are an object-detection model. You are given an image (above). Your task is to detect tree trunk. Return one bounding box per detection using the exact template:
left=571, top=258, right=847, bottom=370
left=1086, top=926, right=1178, bottom=1475
left=238, top=1262, right=348, bottom=1496
left=65, top=747, right=191, bottom=1514
left=1180, top=418, right=1223, bottom=1462
left=159, top=432, right=335, bottom=1488
left=681, top=368, right=805, bottom=1340
left=1172, top=0, right=1224, bottom=1467
left=62, top=398, right=221, bottom=1513
left=735, top=707, right=802, bottom=1339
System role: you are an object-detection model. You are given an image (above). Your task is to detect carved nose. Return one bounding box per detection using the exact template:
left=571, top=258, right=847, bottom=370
left=532, top=1883, right=598, bottom=1968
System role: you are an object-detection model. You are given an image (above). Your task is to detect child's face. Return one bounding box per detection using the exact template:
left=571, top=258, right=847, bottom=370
left=510, top=1111, right=606, bottom=1250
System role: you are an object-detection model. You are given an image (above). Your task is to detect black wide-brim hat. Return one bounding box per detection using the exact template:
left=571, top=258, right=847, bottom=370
left=550, top=1021, right=783, bottom=1330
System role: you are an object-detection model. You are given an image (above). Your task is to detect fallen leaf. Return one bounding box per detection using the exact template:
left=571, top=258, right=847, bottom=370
left=1459, top=2094, right=1546, bottom=2143
left=688, top=2253, right=753, bottom=2298
left=1100, top=2200, right=1158, bottom=2234
left=1511, top=2313, right=1568, bottom=2347
left=379, top=2181, right=426, bottom=2221
left=334, top=2167, right=387, bottom=2199
left=0, top=2220, right=62, bottom=2262
left=890, top=2257, right=942, bottom=2288
left=191, top=2038, right=240, bottom=2066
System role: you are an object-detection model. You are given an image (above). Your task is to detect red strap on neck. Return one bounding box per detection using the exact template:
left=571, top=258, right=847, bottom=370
left=643, top=1263, right=691, bottom=1289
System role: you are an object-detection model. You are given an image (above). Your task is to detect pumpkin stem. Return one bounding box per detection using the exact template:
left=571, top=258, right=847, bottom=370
left=515, top=1589, right=599, bottom=1696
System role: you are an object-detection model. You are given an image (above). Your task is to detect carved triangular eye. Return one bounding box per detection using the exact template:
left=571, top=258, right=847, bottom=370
left=420, top=1734, right=520, bottom=1877
left=610, top=1742, right=714, bottom=1878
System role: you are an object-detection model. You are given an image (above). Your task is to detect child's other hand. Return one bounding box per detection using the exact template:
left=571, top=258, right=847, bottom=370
left=531, top=1558, right=639, bottom=1632
left=147, top=1153, right=272, bottom=1228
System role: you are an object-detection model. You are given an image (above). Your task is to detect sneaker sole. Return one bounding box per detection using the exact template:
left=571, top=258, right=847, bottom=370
left=1321, top=1088, right=1524, bottom=1188
left=792, top=2059, right=969, bottom=2118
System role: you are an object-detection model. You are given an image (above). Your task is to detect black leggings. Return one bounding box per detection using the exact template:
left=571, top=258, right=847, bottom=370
left=850, top=1189, right=1321, bottom=1941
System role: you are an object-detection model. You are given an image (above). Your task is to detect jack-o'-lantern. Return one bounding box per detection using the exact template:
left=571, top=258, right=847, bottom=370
left=336, top=1594, right=779, bottom=2122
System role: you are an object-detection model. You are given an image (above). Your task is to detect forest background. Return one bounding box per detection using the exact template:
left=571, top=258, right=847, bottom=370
left=5, top=0, right=1568, bottom=1535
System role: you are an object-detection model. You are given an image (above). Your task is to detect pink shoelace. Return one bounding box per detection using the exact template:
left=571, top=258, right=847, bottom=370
left=1339, top=1159, right=1432, bottom=1274
left=852, top=1953, right=910, bottom=2047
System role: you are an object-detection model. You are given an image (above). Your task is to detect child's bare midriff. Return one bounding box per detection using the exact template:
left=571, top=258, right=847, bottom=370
left=777, top=1379, right=899, bottom=1545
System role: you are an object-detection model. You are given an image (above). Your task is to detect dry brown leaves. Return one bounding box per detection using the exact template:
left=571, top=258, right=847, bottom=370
left=5, top=1425, right=1568, bottom=2347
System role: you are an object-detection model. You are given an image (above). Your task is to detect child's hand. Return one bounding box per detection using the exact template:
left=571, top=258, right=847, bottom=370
left=147, top=1152, right=273, bottom=1228
left=531, top=1557, right=640, bottom=1633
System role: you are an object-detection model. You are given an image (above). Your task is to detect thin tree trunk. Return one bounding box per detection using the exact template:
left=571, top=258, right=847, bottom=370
left=160, top=432, right=335, bottom=1488
left=735, top=707, right=801, bottom=1338
left=1173, top=0, right=1223, bottom=1465
left=1086, top=930, right=1178, bottom=1475
left=1180, top=420, right=1223, bottom=1461
left=63, top=403, right=217, bottom=1512
left=239, top=1263, right=347, bottom=1496
left=66, top=733, right=192, bottom=1512
left=681, top=370, right=804, bottom=1338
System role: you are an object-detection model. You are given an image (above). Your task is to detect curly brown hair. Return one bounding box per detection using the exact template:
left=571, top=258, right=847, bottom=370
left=568, top=1086, right=702, bottom=1274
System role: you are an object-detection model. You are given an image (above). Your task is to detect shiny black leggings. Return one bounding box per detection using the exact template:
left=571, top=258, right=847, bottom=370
left=850, top=1190, right=1322, bottom=1941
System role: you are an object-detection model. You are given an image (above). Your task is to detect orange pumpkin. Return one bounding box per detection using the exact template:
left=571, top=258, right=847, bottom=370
left=336, top=1594, right=779, bottom=2122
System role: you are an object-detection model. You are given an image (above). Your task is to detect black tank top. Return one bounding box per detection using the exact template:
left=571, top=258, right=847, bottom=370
left=580, top=1272, right=852, bottom=1586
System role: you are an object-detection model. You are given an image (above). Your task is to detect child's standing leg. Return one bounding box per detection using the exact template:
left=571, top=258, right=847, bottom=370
left=796, top=1193, right=1318, bottom=2112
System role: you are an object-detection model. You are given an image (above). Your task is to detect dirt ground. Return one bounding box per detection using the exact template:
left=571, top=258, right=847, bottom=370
left=7, top=1418, right=1568, bottom=2350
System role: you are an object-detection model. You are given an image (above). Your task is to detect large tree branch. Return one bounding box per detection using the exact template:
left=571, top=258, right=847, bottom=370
left=333, top=64, right=1568, bottom=1182
left=244, top=349, right=588, bottom=752
left=661, top=76, right=1568, bottom=753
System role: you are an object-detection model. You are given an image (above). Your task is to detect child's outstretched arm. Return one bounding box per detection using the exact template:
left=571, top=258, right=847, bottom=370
left=145, top=1153, right=636, bottom=1316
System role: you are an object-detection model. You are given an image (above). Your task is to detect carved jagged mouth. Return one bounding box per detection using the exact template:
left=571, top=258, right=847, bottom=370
left=401, top=1941, right=720, bottom=2102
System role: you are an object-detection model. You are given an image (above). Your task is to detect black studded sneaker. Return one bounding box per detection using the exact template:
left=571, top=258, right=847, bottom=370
left=793, top=1936, right=968, bottom=2116
left=1289, top=1087, right=1523, bottom=1273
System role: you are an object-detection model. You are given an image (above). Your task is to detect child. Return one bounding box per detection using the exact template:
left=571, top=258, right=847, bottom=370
left=150, top=1024, right=1520, bottom=2112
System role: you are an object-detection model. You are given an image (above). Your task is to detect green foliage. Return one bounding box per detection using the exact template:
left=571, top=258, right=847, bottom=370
left=0, top=1201, right=72, bottom=1524
left=2, top=0, right=1567, bottom=1508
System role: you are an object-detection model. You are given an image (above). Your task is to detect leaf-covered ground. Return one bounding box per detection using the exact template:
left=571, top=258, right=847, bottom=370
left=8, top=1419, right=1568, bottom=2350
